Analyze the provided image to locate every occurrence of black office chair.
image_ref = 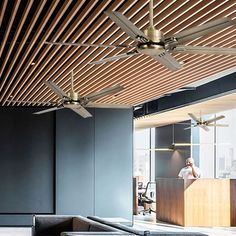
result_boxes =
[138,181,156,215]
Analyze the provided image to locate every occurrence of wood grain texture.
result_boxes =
[156,178,184,225]
[156,178,236,226]
[230,179,236,226]
[1,1,236,107]
[184,179,230,226]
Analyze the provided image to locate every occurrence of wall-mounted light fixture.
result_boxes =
[136,147,174,152]
[172,143,191,147]
[154,147,174,151]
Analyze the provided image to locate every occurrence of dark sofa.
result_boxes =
[32,215,130,236]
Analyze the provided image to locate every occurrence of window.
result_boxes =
[193,109,236,179]
[215,109,236,178]
[134,128,155,185]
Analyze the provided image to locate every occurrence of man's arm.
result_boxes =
[190,164,200,178]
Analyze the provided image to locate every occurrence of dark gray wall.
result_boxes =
[155,123,191,178]
[0,107,133,225]
[56,108,133,221]
[0,108,54,215]
[94,109,133,219]
[56,109,95,216]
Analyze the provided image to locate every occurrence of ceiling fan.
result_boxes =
[186,113,228,131]
[45,0,236,71]
[8,71,128,118]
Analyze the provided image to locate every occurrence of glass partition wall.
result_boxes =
[134,128,156,216]
[134,128,155,185]
[134,108,236,181]
[192,108,236,179]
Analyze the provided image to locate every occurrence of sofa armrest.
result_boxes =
[87,217,149,236]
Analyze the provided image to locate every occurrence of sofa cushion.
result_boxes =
[34,216,73,236]
[73,216,121,232]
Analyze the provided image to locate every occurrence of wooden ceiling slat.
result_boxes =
[2,0,72,105]
[0,0,8,27]
[162,0,216,34]
[28,0,215,103]
[77,31,234,104]
[101,27,235,99]
[54,1,182,96]
[74,1,181,88]
[0,0,34,77]
[0,0,21,57]
[72,0,236,97]
[0,0,47,92]
[1,1,236,109]
[24,0,179,103]
[32,0,149,103]
[51,0,153,93]
[16,0,118,105]
[0,0,56,101]
[113,31,236,101]
[27,0,140,103]
[130,60,236,105]
[96,53,230,103]
[87,5,236,103]
[167,0,233,36]
[9,0,88,106]
[116,52,234,103]
[123,56,235,105]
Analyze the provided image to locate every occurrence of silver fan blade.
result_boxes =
[200,125,210,131]
[205,115,225,124]
[188,113,201,123]
[174,45,236,55]
[89,51,140,65]
[44,81,70,99]
[207,124,229,127]
[84,85,124,102]
[105,11,149,43]
[33,106,64,114]
[6,99,56,105]
[175,122,195,125]
[70,107,92,118]
[45,41,134,48]
[173,17,235,44]
[151,51,182,71]
[85,103,131,109]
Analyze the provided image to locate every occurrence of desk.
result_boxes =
[156,178,236,226]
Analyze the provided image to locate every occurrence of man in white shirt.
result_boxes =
[178,157,201,179]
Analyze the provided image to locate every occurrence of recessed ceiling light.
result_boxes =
[31,62,36,65]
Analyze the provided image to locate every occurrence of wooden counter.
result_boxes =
[156,178,236,226]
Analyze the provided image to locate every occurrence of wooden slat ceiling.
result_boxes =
[134,92,236,129]
[1,0,236,107]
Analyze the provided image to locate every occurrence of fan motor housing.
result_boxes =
[144,26,164,42]
[138,27,165,55]
[68,91,79,101]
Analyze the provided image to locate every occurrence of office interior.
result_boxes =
[1,0,236,235]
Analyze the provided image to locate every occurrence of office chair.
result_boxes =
[138,181,156,215]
